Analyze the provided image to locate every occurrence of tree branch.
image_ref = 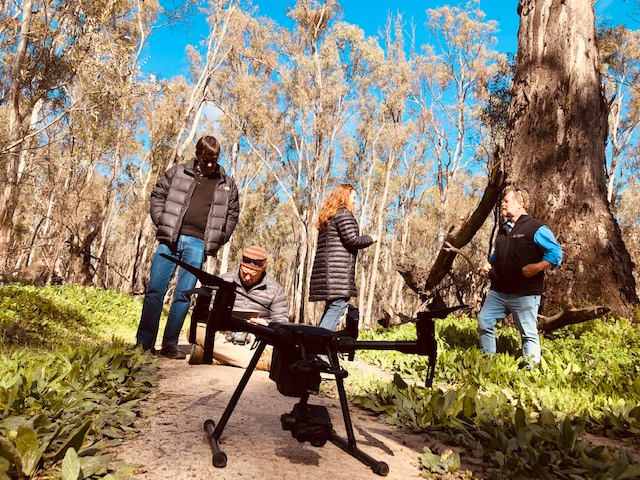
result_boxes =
[538,306,611,333]
[398,148,504,294]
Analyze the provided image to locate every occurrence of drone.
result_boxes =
[161,254,466,477]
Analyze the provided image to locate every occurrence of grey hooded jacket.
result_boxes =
[221,268,289,323]
[149,159,239,256]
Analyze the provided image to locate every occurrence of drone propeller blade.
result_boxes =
[416,304,469,321]
[159,253,228,288]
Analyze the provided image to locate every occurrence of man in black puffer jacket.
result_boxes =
[136,135,240,359]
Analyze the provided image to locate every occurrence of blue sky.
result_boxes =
[143,0,638,79]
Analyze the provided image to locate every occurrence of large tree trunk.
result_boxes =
[507,0,638,316]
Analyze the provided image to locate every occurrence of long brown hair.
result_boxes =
[316,184,355,230]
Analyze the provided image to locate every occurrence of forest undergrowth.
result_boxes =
[1,282,640,479]
[351,316,640,478]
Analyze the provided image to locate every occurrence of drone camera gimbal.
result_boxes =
[161,253,466,477]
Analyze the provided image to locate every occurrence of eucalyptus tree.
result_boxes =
[169,0,245,164]
[203,7,282,275]
[0,0,163,283]
[215,0,382,323]
[599,25,640,206]
[356,14,417,326]
[409,1,504,244]
[507,0,638,322]
[0,0,79,268]
[73,0,163,286]
[119,76,194,293]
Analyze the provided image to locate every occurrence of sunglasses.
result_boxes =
[242,256,266,267]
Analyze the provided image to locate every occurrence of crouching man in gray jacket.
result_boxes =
[191,245,289,369]
[136,135,239,359]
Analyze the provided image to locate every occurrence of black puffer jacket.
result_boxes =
[149,159,239,256]
[309,207,373,301]
[221,268,289,323]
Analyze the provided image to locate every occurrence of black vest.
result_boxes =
[489,215,545,295]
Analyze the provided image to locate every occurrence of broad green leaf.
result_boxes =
[419,447,442,469]
[14,424,42,476]
[392,373,408,390]
[52,420,93,462]
[620,463,640,479]
[61,447,81,480]
[514,407,527,429]
[78,453,113,477]
[0,437,21,472]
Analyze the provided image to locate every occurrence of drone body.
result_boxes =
[161,253,465,476]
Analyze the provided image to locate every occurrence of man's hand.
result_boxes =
[480,261,492,278]
[522,260,552,278]
[248,317,268,326]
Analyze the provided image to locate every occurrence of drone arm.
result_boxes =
[336,326,438,387]
[337,339,421,355]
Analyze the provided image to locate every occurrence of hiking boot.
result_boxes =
[159,344,186,359]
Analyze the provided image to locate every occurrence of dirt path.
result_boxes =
[113,346,429,480]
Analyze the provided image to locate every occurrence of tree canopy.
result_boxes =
[1,0,639,326]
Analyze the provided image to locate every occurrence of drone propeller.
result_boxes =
[159,253,229,288]
[416,303,469,321]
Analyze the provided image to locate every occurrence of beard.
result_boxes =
[199,161,218,176]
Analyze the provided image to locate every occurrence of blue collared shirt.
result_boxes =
[489,222,562,268]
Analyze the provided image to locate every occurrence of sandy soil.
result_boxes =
[112,343,431,480]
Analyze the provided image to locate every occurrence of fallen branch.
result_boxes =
[538,306,611,333]
[443,241,478,273]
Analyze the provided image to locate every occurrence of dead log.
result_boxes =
[538,306,611,333]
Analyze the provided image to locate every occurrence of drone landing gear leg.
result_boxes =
[329,356,389,476]
[204,340,267,468]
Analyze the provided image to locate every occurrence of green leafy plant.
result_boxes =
[0,283,143,354]
[0,283,159,479]
[349,314,640,479]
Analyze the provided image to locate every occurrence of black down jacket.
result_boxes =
[149,159,239,256]
[309,207,374,301]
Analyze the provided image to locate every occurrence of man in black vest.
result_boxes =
[478,186,562,367]
[136,135,239,359]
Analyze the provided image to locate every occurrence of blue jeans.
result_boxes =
[318,298,350,331]
[477,290,541,364]
[136,235,205,348]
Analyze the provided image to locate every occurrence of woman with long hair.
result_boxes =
[309,184,377,330]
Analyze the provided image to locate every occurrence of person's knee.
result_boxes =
[477,311,494,333]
